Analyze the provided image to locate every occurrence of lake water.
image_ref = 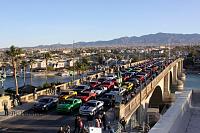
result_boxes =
[184,73,200,90]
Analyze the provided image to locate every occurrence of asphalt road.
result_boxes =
[0,108,84,133]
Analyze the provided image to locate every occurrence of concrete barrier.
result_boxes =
[149,90,192,133]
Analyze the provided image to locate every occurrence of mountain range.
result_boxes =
[34,33,200,48]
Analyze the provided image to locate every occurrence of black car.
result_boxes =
[73,85,90,93]
[33,97,58,112]
[99,93,115,107]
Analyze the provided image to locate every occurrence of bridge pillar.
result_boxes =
[179,73,186,81]
[163,73,172,102]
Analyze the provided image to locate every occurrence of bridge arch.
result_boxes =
[149,85,163,112]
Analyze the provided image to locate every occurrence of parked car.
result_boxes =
[59,90,77,100]
[33,97,58,112]
[89,80,101,88]
[121,82,134,91]
[98,77,107,83]
[79,100,104,116]
[110,87,126,95]
[102,81,115,90]
[99,93,115,107]
[127,78,140,87]
[106,74,117,80]
[75,91,97,102]
[56,98,82,113]
[73,85,90,93]
[90,86,107,96]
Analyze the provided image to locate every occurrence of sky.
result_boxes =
[0,0,200,48]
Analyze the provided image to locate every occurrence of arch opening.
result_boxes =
[149,86,163,112]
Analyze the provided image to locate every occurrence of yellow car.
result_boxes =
[59,90,77,100]
[133,67,142,72]
[121,82,134,91]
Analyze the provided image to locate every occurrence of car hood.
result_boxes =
[76,96,88,100]
[80,106,95,111]
[57,104,71,109]
[34,102,46,107]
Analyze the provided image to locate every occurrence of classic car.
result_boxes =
[90,86,107,96]
[33,97,58,112]
[89,80,101,88]
[102,81,115,90]
[79,100,104,116]
[110,87,126,95]
[59,90,77,100]
[73,85,90,93]
[74,91,97,102]
[56,98,82,113]
[121,82,134,91]
[99,93,115,107]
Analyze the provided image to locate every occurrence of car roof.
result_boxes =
[87,100,99,103]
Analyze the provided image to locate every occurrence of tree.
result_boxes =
[43,52,51,83]
[6,45,23,95]
[29,59,35,86]
[21,60,27,87]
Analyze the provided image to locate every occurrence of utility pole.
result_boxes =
[73,40,75,82]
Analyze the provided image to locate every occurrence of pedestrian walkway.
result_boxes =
[0,102,35,122]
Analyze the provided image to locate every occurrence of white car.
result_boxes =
[110,87,126,95]
[106,74,117,80]
[79,100,104,116]
[91,86,107,96]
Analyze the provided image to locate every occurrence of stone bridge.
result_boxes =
[118,58,186,124]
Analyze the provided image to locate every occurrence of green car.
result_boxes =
[56,98,82,113]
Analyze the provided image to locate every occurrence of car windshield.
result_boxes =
[39,98,50,103]
[84,102,96,107]
[60,92,70,95]
[59,100,73,104]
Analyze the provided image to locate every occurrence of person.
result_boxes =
[74,116,80,133]
[16,94,22,105]
[108,125,115,133]
[120,117,126,131]
[78,117,84,133]
[57,126,65,133]
[4,103,8,116]
[65,125,70,133]
[101,112,107,130]
[95,118,100,128]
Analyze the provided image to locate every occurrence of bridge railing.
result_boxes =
[119,58,183,120]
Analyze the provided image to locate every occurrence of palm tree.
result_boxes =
[43,52,51,83]
[21,60,27,87]
[29,59,35,86]
[6,45,23,95]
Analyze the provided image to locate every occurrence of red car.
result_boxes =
[75,91,96,102]
[102,81,115,90]
[89,81,101,88]
[136,75,145,83]
[121,73,130,81]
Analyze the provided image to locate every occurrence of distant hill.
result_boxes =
[33,33,200,48]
